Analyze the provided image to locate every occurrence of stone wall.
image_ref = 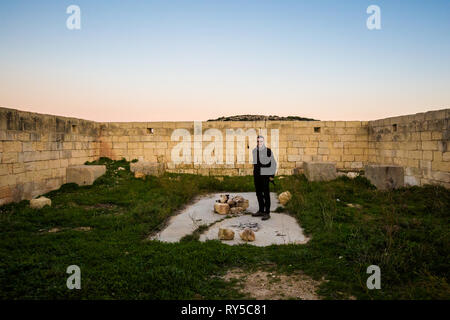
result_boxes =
[368,109,450,188]
[1,106,449,205]
[98,120,369,176]
[0,108,100,205]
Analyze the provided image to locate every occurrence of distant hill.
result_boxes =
[207,115,318,121]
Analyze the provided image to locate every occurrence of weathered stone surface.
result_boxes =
[200,212,309,246]
[151,192,281,243]
[219,194,229,203]
[134,171,145,179]
[214,202,230,215]
[364,164,404,190]
[66,165,106,186]
[234,197,249,210]
[30,196,51,209]
[278,191,292,205]
[227,199,236,207]
[240,228,255,241]
[2,106,450,208]
[230,206,244,215]
[130,161,165,177]
[304,162,337,182]
[347,172,359,179]
[218,228,235,240]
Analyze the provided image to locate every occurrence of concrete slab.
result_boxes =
[150,192,309,246]
[199,214,309,246]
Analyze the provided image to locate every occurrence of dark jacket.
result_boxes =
[252,146,277,177]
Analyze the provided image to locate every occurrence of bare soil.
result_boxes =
[222,267,323,300]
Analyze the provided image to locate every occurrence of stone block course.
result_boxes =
[1,107,449,205]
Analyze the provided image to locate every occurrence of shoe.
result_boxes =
[252,211,265,217]
[261,213,271,220]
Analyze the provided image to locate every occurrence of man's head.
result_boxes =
[257,135,265,148]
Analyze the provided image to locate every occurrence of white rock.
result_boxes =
[30,196,51,209]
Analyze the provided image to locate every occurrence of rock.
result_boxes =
[218,228,234,240]
[134,171,145,179]
[304,162,337,182]
[30,196,51,209]
[364,165,404,190]
[240,228,255,241]
[219,194,229,203]
[347,172,359,179]
[227,199,236,207]
[130,161,165,177]
[214,203,230,215]
[66,165,106,186]
[230,207,244,215]
[235,199,249,210]
[278,191,292,205]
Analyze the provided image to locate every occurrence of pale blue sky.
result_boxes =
[0,0,449,121]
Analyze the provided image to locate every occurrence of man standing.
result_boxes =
[252,135,277,220]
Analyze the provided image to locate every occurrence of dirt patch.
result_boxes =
[222,267,322,300]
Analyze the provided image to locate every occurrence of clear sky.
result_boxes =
[0,0,449,122]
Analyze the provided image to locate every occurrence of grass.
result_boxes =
[0,157,449,299]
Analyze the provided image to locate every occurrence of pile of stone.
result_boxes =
[213,194,249,215]
[218,227,256,242]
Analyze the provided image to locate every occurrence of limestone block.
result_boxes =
[240,228,255,242]
[218,228,234,240]
[130,161,165,177]
[66,165,106,186]
[304,161,337,181]
[30,196,51,209]
[214,202,230,215]
[347,172,359,179]
[364,164,404,190]
[234,198,249,210]
[230,206,244,215]
[278,191,292,205]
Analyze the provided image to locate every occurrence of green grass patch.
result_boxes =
[0,158,449,299]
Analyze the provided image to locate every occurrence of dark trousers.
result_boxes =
[254,175,271,213]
